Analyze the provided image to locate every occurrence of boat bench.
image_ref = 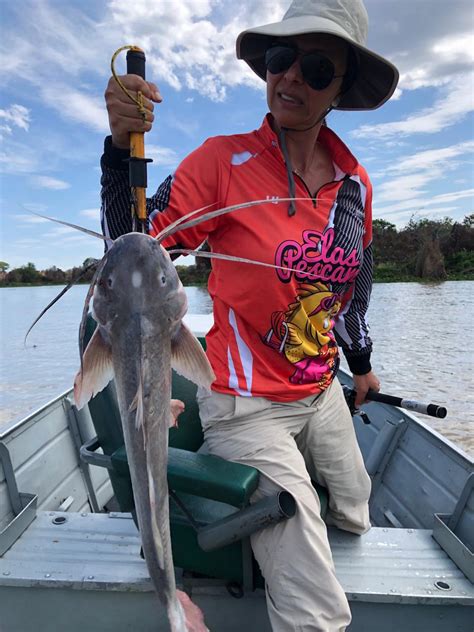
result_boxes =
[1,510,473,632]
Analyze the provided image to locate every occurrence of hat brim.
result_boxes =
[236,16,399,111]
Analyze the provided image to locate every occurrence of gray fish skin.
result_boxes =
[76,233,214,632]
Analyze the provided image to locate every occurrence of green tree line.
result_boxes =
[372,214,473,281]
[0,258,99,286]
[1,215,472,287]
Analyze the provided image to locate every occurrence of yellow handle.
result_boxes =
[130,132,147,221]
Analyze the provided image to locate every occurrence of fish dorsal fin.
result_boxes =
[74,326,114,409]
[171,323,215,389]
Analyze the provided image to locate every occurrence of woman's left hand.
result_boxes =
[352,371,381,408]
[176,590,208,632]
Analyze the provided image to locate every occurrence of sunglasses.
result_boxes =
[264,44,344,91]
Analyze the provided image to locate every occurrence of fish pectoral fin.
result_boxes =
[74,326,114,409]
[171,323,215,389]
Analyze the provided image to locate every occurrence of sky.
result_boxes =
[0,0,473,271]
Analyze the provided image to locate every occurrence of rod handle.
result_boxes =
[366,390,447,418]
[126,47,147,222]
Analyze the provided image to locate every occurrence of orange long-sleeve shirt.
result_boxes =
[101,115,373,401]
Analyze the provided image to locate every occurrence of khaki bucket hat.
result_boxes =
[236,0,399,110]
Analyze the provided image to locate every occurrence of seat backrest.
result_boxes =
[169,367,204,451]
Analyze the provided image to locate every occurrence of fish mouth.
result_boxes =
[164,289,188,323]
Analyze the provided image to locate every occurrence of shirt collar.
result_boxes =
[256,113,359,175]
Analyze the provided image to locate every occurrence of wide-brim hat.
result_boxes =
[236,0,399,111]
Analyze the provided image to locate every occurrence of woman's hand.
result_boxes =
[176,590,209,632]
[104,74,162,149]
[352,370,381,408]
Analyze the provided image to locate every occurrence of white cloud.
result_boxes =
[0,142,40,174]
[80,208,100,219]
[367,0,474,91]
[16,214,49,224]
[373,140,474,224]
[389,141,474,175]
[431,188,474,204]
[376,206,460,224]
[0,104,30,131]
[104,0,285,99]
[31,176,70,190]
[13,238,42,246]
[1,0,473,116]
[352,73,474,139]
[147,144,179,168]
[39,85,110,134]
[164,113,200,138]
[397,33,474,92]
[0,0,281,119]
[47,225,82,236]
[432,33,474,64]
[22,202,48,212]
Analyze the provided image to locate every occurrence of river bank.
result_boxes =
[2,270,473,288]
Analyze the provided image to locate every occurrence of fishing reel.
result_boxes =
[342,385,371,425]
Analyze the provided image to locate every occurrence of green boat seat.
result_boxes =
[79,314,328,591]
[112,446,259,509]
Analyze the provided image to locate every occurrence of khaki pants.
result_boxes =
[197,378,371,632]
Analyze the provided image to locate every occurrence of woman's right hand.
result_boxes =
[104,74,162,149]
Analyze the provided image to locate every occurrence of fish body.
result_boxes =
[74,233,215,631]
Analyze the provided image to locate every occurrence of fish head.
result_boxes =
[92,233,187,332]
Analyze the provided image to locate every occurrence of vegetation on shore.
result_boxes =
[1,215,472,287]
[372,214,473,282]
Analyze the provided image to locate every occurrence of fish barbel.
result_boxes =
[74,232,215,632]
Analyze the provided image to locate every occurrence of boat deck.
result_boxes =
[0,511,472,632]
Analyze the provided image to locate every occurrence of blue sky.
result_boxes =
[1,0,473,271]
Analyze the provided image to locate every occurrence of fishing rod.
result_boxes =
[111,45,152,233]
[342,385,447,424]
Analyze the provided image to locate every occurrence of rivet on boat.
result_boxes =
[45,573,51,578]
[434,580,451,591]
[3,571,10,576]
[88,575,94,580]
[52,516,67,525]
[81,513,87,517]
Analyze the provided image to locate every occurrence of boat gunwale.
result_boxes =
[1,374,472,466]
[0,388,73,442]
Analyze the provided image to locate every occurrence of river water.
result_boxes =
[1,282,472,456]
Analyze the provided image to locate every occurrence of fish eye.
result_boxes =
[107,277,113,288]
[160,275,166,285]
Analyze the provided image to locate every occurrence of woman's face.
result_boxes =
[266,33,348,131]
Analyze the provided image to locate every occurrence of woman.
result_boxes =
[101,0,399,629]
